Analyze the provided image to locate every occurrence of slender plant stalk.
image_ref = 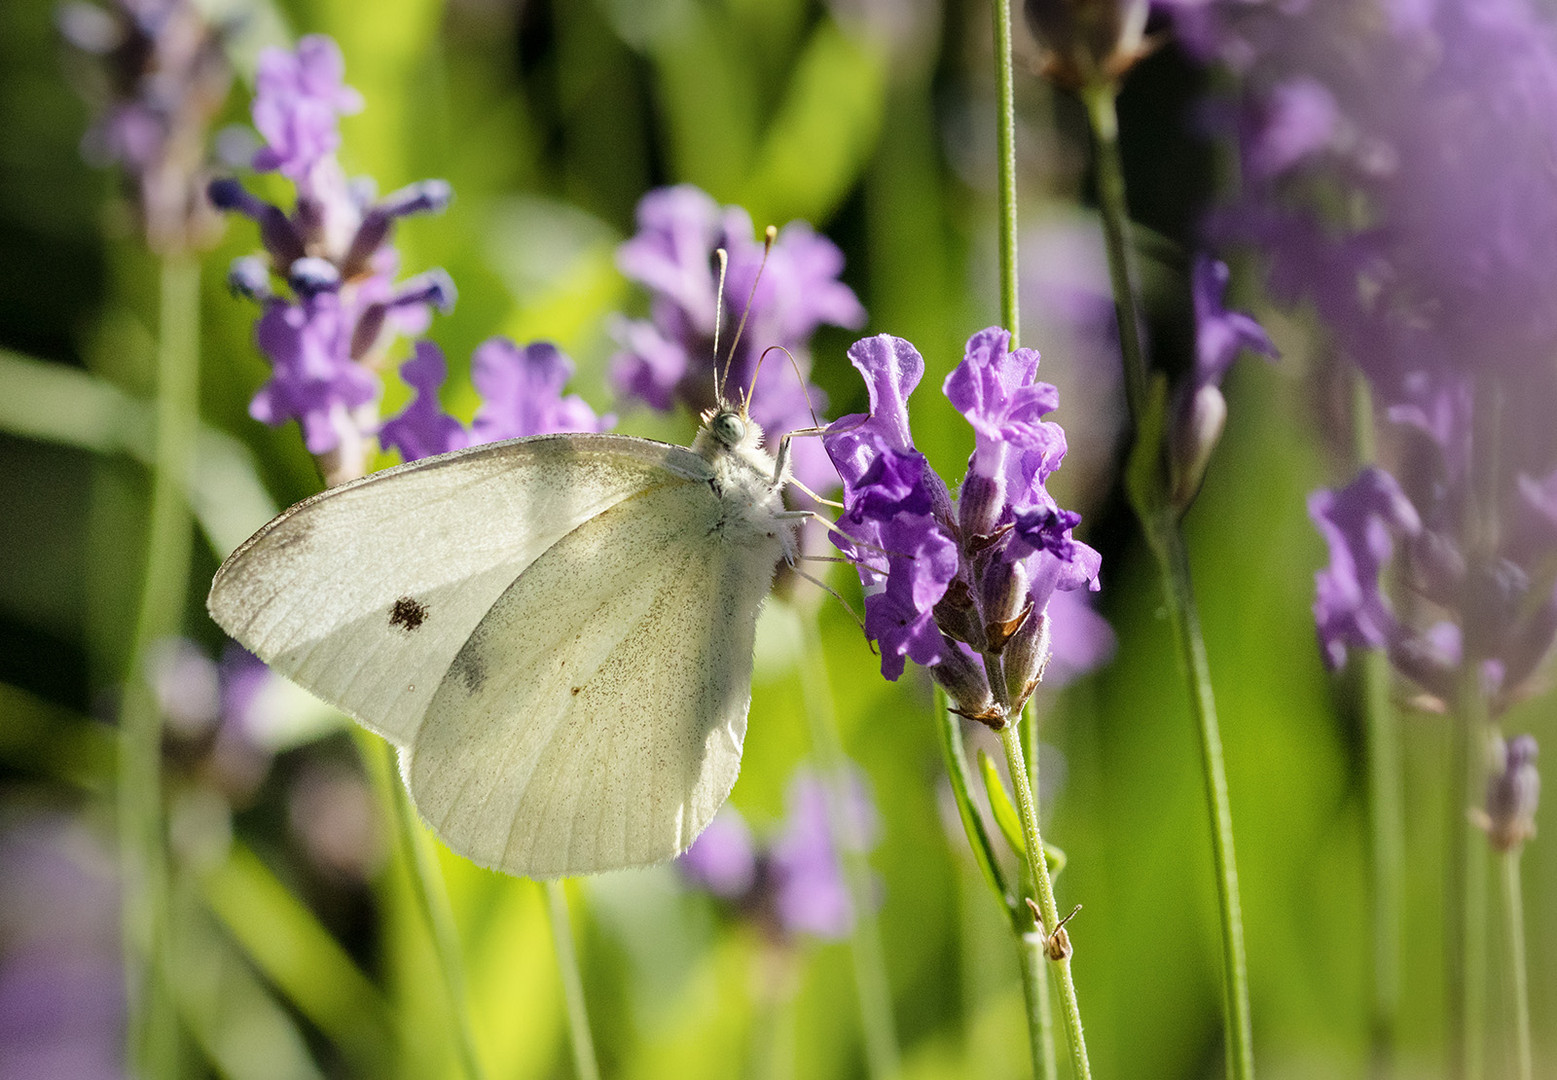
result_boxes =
[1360,647,1402,1077]
[1448,378,1501,1080]
[1501,851,1533,1080]
[1080,80,1256,1080]
[796,609,902,1080]
[990,0,1021,342]
[933,687,1057,1079]
[1446,698,1489,1080]
[373,738,487,1080]
[997,721,1092,1080]
[545,881,602,1080]
[1351,371,1403,1078]
[120,254,202,1079]
[1020,709,1059,1080]
[988,6,1080,1074]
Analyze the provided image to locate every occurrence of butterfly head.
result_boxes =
[708,407,749,449]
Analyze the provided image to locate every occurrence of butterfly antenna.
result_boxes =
[721,225,777,414]
[754,344,823,430]
[712,247,730,403]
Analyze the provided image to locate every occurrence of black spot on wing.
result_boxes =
[449,648,487,695]
[389,596,429,631]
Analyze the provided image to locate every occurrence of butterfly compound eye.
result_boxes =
[712,411,746,446]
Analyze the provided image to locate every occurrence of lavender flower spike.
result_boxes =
[824,329,1100,723]
[208,34,455,484]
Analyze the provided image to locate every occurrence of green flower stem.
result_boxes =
[371,737,487,1080]
[933,688,1057,1079]
[1351,372,1403,1079]
[797,609,902,1080]
[996,720,1091,1080]
[1501,850,1533,1080]
[544,881,602,1080]
[1446,696,1489,1080]
[1080,80,1256,1080]
[120,253,202,1079]
[1016,917,1058,1080]
[1021,713,1059,1080]
[1360,647,1402,1077]
[990,0,1021,340]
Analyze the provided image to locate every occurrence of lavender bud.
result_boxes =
[340,180,454,279]
[1022,0,1149,90]
[1169,383,1226,512]
[209,179,306,268]
[396,268,458,315]
[932,646,1000,727]
[959,471,1006,541]
[227,256,272,302]
[1004,610,1053,711]
[1482,735,1539,852]
[980,556,1032,652]
[933,577,985,651]
[287,256,341,298]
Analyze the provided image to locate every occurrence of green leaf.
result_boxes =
[978,748,1027,860]
[0,349,278,555]
[933,692,1016,924]
[202,843,395,1076]
[740,20,886,225]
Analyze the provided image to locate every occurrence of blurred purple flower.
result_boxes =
[611,185,866,492]
[677,768,878,942]
[823,331,1100,724]
[679,811,758,899]
[250,34,362,182]
[1165,0,1557,709]
[61,0,232,253]
[208,35,454,484]
[379,338,613,464]
[1170,256,1277,506]
[0,815,123,1080]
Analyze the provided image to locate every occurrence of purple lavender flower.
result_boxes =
[823,330,1100,724]
[611,185,866,492]
[61,0,232,253]
[208,35,454,485]
[677,768,878,942]
[378,338,613,464]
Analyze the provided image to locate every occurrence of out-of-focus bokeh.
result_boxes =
[1,0,1551,1077]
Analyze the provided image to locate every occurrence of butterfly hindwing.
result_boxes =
[407,476,786,877]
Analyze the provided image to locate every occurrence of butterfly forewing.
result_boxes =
[407,475,786,877]
[208,434,714,745]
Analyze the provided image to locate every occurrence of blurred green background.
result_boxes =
[1,0,1552,1077]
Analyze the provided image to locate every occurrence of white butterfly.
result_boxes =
[208,403,802,878]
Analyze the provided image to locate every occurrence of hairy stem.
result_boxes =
[997,721,1091,1080]
[545,881,602,1080]
[120,254,201,1078]
[1081,80,1256,1080]
[991,0,1020,340]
